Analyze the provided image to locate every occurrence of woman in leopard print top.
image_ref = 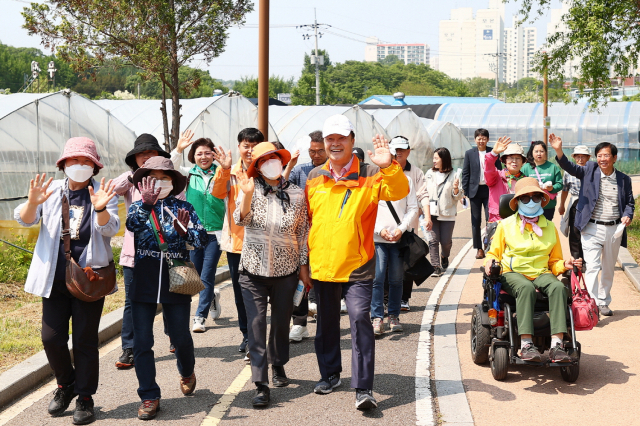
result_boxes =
[233,142,311,407]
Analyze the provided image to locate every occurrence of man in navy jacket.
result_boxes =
[550,134,634,316]
[461,128,502,259]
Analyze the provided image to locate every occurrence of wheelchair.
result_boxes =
[469,194,580,382]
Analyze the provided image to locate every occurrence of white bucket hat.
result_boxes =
[500,143,526,163]
[572,145,591,158]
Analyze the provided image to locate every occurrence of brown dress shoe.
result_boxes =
[180,373,197,395]
[475,249,485,259]
[138,399,160,420]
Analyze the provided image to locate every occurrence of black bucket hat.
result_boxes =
[125,134,171,170]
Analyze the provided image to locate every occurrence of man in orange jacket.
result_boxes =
[306,115,409,410]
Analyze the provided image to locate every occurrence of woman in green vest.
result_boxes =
[186,138,226,332]
[521,141,563,220]
[485,177,582,364]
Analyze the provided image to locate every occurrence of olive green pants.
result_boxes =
[501,272,568,336]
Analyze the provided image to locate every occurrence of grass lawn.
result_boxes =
[626,197,640,262]
[0,246,230,375]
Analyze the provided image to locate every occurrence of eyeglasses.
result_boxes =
[597,154,612,159]
[519,194,544,204]
[309,149,326,156]
[195,151,214,157]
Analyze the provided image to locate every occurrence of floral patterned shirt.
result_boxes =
[233,180,309,278]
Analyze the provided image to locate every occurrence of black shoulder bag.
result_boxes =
[385,201,434,285]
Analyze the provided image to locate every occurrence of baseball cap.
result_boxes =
[352,147,365,162]
[389,136,410,155]
[322,115,355,138]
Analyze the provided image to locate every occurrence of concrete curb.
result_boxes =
[415,239,473,426]
[618,246,640,293]
[0,266,231,410]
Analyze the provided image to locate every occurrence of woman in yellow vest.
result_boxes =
[485,177,582,363]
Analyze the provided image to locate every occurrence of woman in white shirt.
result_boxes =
[425,148,464,277]
[371,165,418,335]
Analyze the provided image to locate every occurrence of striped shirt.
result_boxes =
[562,173,581,197]
[591,172,620,221]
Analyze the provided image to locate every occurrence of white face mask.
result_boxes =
[65,164,94,183]
[155,180,174,199]
[259,158,283,180]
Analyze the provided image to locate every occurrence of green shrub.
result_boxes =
[0,236,35,284]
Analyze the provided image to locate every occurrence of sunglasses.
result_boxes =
[518,194,544,204]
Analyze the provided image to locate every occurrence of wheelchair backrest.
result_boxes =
[499,194,516,220]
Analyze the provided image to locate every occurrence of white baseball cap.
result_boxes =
[389,136,410,155]
[322,115,355,138]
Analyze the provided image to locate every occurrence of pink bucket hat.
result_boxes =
[56,137,104,169]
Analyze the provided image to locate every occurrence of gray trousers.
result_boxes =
[581,221,623,307]
[428,216,456,268]
[239,272,298,383]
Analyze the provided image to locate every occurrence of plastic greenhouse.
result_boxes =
[96,93,278,171]
[0,91,135,220]
[268,105,388,165]
[366,108,434,171]
[419,118,472,168]
[434,102,640,160]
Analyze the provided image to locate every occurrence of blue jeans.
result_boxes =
[121,266,134,349]
[227,252,248,338]
[191,235,222,318]
[372,243,403,318]
[130,301,194,401]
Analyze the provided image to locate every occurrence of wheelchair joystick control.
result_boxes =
[490,260,501,280]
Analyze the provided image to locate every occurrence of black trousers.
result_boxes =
[41,280,105,396]
[469,185,489,249]
[568,200,584,261]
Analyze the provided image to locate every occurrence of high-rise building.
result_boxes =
[504,16,538,84]
[546,3,578,79]
[365,42,430,65]
[439,1,537,84]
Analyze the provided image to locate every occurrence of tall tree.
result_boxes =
[511,0,638,107]
[23,0,252,150]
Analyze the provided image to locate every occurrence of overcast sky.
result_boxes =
[0,0,562,82]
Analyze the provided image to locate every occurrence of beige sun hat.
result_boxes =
[500,143,526,163]
[508,177,551,211]
[571,145,591,158]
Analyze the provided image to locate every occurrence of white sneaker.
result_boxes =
[192,316,206,333]
[209,288,221,320]
[289,325,310,342]
[244,351,250,363]
[308,302,318,316]
[340,299,348,313]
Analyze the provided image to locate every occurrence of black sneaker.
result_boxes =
[520,344,542,362]
[239,338,248,353]
[314,373,341,394]
[441,257,449,270]
[355,389,378,410]
[48,383,78,416]
[549,344,572,363]
[115,348,134,369]
[73,396,95,425]
[252,384,270,407]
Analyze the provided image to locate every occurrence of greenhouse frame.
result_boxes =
[0,90,135,219]
[419,118,472,169]
[434,102,640,160]
[365,108,433,171]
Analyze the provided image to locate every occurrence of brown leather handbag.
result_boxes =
[62,194,116,302]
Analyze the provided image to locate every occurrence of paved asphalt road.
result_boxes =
[1,210,474,426]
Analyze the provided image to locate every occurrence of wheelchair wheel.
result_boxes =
[470,305,491,364]
[491,346,509,381]
[560,362,579,382]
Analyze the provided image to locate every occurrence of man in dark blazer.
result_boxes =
[462,128,502,259]
[550,134,634,316]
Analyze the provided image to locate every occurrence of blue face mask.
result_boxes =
[518,199,544,217]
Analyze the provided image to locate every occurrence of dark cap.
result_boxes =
[125,134,171,170]
[132,156,187,196]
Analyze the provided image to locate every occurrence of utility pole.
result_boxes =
[485,48,508,99]
[258,0,269,137]
[299,12,328,105]
[543,52,549,144]
[313,9,320,106]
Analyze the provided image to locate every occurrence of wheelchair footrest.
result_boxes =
[512,357,578,367]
